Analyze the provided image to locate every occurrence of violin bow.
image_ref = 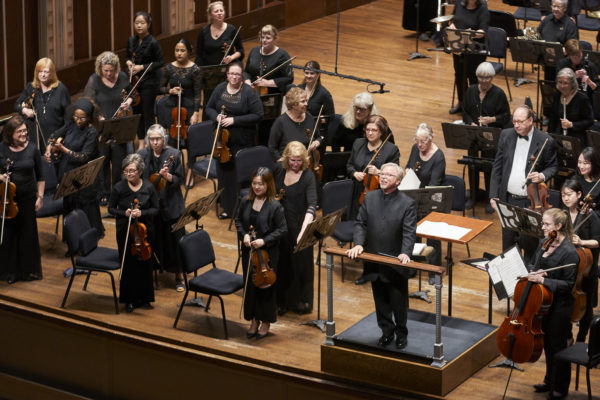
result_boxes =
[517,263,576,279]
[206,106,226,179]
[251,56,296,86]
[111,62,154,119]
[307,105,324,149]
[521,138,548,190]
[119,201,136,280]
[0,160,10,245]
[361,132,392,174]
[176,88,182,151]
[220,25,243,65]
[239,225,257,318]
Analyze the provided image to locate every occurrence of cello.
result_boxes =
[306,105,324,182]
[169,87,188,149]
[248,226,276,289]
[0,159,18,245]
[359,133,392,204]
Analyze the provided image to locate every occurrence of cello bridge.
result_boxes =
[509,320,523,326]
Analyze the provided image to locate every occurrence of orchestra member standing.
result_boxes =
[0,115,44,284]
[347,163,416,350]
[572,146,600,218]
[331,92,385,152]
[297,60,335,123]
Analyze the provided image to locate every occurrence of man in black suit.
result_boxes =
[347,163,416,349]
[489,105,558,262]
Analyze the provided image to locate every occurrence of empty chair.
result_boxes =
[61,209,120,314]
[173,229,244,339]
[36,157,63,234]
[487,27,513,101]
[183,121,218,206]
[321,151,351,184]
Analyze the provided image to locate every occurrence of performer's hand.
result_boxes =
[132,209,142,218]
[575,68,586,80]
[43,151,52,163]
[221,117,234,127]
[251,239,265,249]
[479,116,495,126]
[560,118,573,130]
[572,234,582,246]
[125,208,132,217]
[170,86,183,96]
[159,166,169,180]
[308,140,320,152]
[528,270,546,284]
[244,79,252,86]
[365,165,379,175]
[354,171,366,182]
[22,107,35,119]
[346,245,364,259]
[35,197,43,212]
[190,112,199,125]
[243,234,251,247]
[223,55,233,64]
[397,253,410,264]
[490,198,499,211]
[527,172,544,184]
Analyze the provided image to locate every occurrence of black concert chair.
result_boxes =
[327,114,343,151]
[487,27,513,102]
[36,158,64,235]
[61,209,120,314]
[443,175,470,257]
[173,229,244,339]
[227,145,273,231]
[321,179,354,282]
[551,315,600,399]
[489,9,519,37]
[321,151,351,184]
[183,121,218,207]
[577,0,600,50]
[155,96,172,129]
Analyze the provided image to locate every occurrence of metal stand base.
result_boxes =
[301,319,326,333]
[409,289,432,303]
[181,297,206,308]
[514,78,533,87]
[408,52,431,61]
[488,358,524,372]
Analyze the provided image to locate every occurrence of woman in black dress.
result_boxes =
[235,167,286,339]
[274,141,317,315]
[447,0,489,114]
[126,11,164,150]
[573,147,600,217]
[0,115,44,284]
[297,61,335,121]
[84,51,134,205]
[268,87,318,161]
[137,125,186,291]
[548,68,593,148]
[347,115,400,285]
[561,179,599,343]
[45,98,104,238]
[15,57,71,151]
[108,153,159,313]
[205,61,263,219]
[529,208,578,399]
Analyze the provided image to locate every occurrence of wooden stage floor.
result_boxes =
[1,0,600,398]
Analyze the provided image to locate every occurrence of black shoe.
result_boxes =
[256,331,269,340]
[449,103,462,114]
[7,275,16,284]
[485,203,495,214]
[125,303,135,313]
[354,276,367,285]
[218,213,229,220]
[533,383,551,393]
[246,330,257,339]
[377,334,394,347]
[396,334,408,349]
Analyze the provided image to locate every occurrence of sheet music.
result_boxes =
[412,243,426,255]
[398,168,421,190]
[486,246,528,298]
[416,220,471,240]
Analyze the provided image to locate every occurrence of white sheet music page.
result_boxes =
[416,220,471,240]
[487,246,528,298]
[398,168,421,190]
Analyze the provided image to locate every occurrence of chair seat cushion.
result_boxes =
[491,61,503,74]
[192,159,218,179]
[77,247,120,270]
[332,221,354,243]
[577,15,600,31]
[189,268,244,295]
[36,197,63,218]
[554,342,590,365]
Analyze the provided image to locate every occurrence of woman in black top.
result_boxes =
[548,68,593,148]
[447,0,489,114]
[462,62,511,129]
[235,167,287,339]
[15,57,71,151]
[274,141,317,315]
[561,179,599,343]
[406,123,446,187]
[108,153,159,313]
[195,1,244,67]
[297,60,335,122]
[268,87,318,161]
[84,51,134,204]
[573,147,600,218]
[205,62,264,219]
[126,11,164,149]
[529,208,578,399]
[137,125,186,291]
[0,115,44,284]
[45,98,104,238]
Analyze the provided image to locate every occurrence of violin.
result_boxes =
[413,161,422,173]
[149,155,175,193]
[248,226,276,289]
[306,106,324,182]
[129,53,141,107]
[129,198,152,261]
[21,91,35,111]
[523,139,552,212]
[46,136,64,162]
[115,89,133,118]
[211,105,231,163]
[169,87,188,146]
[0,159,18,245]
[275,188,285,201]
[359,133,392,204]
[219,26,242,65]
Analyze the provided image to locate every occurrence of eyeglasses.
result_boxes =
[15,128,28,134]
[365,128,379,133]
[149,137,163,142]
[512,118,530,125]
[123,169,138,175]
[227,72,242,76]
[379,172,396,177]
[73,115,88,121]
[414,138,429,144]
[354,106,369,112]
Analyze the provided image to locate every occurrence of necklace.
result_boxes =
[40,89,52,115]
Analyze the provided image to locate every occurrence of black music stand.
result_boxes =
[172,189,223,308]
[297,208,345,332]
[492,199,544,239]
[97,115,141,145]
[461,251,498,325]
[587,129,600,150]
[401,186,453,303]
[539,79,558,116]
[199,64,227,92]
[53,157,105,200]
[260,94,283,121]
[441,123,501,214]
[550,133,581,179]
[408,0,431,61]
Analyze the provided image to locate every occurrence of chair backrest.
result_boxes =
[235,146,274,185]
[443,175,465,212]
[321,151,351,183]
[487,27,507,59]
[41,158,58,195]
[548,189,561,208]
[588,314,600,363]
[155,96,172,129]
[178,229,216,274]
[186,121,216,159]
[322,179,353,217]
[489,9,519,37]
[63,209,92,254]
[327,114,343,146]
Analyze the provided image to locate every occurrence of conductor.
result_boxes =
[347,163,416,349]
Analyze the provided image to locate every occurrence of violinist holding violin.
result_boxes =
[0,115,44,284]
[527,208,578,399]
[205,62,263,219]
[490,105,557,262]
[573,146,600,217]
[235,167,287,339]
[83,51,135,205]
[108,153,158,313]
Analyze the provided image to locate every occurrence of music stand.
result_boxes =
[407,0,431,61]
[550,133,581,179]
[587,129,600,150]
[539,79,558,115]
[172,189,223,308]
[260,94,283,121]
[97,114,141,145]
[53,156,105,200]
[199,64,227,92]
[401,186,453,303]
[492,199,544,239]
[297,208,345,332]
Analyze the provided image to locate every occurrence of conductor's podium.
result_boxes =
[320,247,498,398]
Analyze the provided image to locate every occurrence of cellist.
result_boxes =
[108,153,158,313]
[528,208,578,399]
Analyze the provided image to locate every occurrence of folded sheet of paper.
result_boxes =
[398,168,421,190]
[416,220,471,240]
[412,243,426,255]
